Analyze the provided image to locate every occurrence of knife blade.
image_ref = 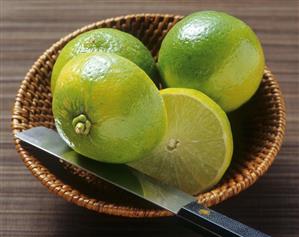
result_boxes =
[16,127,270,237]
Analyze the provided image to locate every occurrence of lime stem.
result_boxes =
[72,114,91,135]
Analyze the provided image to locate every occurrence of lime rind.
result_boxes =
[51,28,158,92]
[158,11,265,112]
[52,52,167,164]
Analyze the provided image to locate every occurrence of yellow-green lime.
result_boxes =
[129,88,233,194]
[52,52,167,163]
[51,28,158,92]
[158,11,265,112]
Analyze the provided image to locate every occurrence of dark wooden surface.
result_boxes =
[1,0,298,236]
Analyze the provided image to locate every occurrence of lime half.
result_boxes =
[129,88,233,195]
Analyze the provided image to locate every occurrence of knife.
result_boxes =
[16,127,270,237]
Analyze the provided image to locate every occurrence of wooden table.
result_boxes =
[1,0,298,236]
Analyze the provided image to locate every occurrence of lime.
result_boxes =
[158,11,265,112]
[129,88,233,194]
[52,52,167,163]
[51,28,158,92]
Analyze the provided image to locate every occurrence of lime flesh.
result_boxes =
[129,88,233,195]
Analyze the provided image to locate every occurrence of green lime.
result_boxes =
[129,88,233,195]
[51,28,158,92]
[52,52,167,163]
[158,11,265,112]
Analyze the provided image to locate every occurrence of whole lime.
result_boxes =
[52,52,167,163]
[158,11,265,112]
[51,28,158,92]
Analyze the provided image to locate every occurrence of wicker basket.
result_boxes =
[11,14,286,218]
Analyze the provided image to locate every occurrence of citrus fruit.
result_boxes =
[51,28,158,92]
[52,52,167,163]
[129,88,233,194]
[158,11,265,112]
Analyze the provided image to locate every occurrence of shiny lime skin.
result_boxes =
[52,52,167,163]
[158,11,265,112]
[51,28,158,92]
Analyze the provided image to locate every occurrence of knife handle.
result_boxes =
[178,201,271,237]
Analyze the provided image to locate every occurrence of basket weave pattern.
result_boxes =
[11,14,286,217]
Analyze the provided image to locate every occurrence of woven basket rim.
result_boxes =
[11,13,286,218]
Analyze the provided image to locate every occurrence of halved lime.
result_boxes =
[129,88,233,195]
